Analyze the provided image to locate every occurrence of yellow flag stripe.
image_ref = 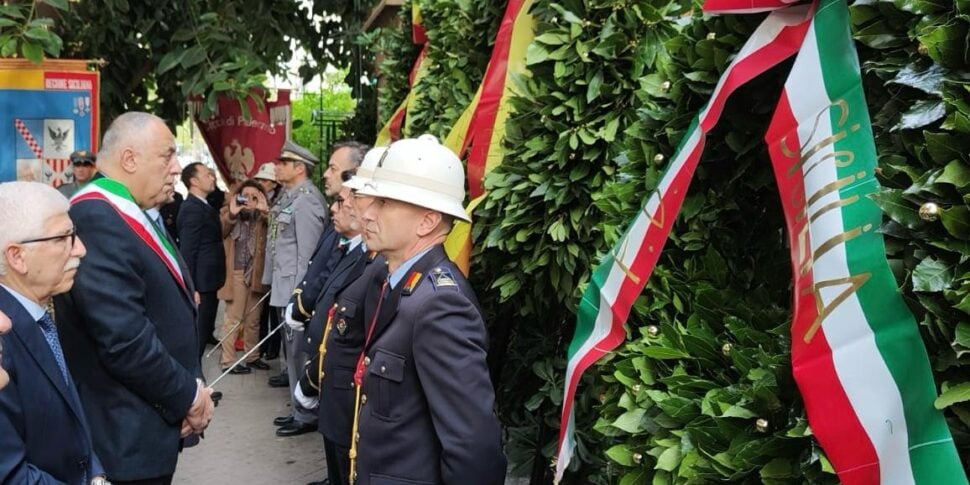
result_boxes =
[444,1,535,274]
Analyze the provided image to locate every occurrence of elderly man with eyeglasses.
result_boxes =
[0,181,111,485]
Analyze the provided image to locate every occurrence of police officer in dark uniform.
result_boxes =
[349,135,506,484]
[294,148,387,485]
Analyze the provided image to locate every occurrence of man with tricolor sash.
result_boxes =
[348,135,505,484]
[54,112,216,485]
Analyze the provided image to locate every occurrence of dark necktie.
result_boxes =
[38,312,70,385]
[149,212,167,238]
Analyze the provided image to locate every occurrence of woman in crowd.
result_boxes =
[218,179,272,374]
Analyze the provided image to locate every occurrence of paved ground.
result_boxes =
[174,307,328,484]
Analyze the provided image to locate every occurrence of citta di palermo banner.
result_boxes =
[0,59,99,188]
[190,90,290,187]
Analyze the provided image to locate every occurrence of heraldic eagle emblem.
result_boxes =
[48,125,71,151]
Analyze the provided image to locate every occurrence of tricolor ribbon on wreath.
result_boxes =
[554,0,969,483]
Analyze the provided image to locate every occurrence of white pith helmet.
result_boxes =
[253,163,277,182]
[356,134,470,222]
[343,146,388,191]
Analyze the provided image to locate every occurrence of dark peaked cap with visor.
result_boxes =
[278,140,319,167]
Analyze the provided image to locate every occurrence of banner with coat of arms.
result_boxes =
[0,59,99,187]
[190,90,291,187]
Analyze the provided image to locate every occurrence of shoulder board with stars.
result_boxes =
[429,267,458,291]
[402,271,423,295]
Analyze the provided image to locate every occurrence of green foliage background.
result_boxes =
[0,0,355,128]
[356,0,970,483]
[290,69,357,159]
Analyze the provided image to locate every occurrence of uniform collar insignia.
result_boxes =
[402,271,423,296]
[429,267,458,290]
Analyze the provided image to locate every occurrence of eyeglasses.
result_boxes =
[19,228,77,247]
[72,161,94,167]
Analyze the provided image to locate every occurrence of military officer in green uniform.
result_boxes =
[349,135,506,484]
[262,140,328,436]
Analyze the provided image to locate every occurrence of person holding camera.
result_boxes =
[217,179,272,374]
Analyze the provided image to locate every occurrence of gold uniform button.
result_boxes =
[361,394,368,405]
[363,356,371,366]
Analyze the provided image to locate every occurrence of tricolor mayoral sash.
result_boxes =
[72,177,186,290]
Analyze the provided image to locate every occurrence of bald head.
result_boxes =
[97,112,180,209]
[99,112,163,168]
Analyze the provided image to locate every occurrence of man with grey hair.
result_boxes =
[0,181,109,485]
[54,112,215,485]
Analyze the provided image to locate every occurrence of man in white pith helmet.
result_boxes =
[348,135,506,484]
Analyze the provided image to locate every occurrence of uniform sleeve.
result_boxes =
[0,361,70,484]
[291,228,338,321]
[411,289,507,485]
[68,202,198,425]
[292,194,327,284]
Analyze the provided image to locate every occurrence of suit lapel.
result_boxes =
[365,246,449,351]
[0,289,85,425]
[148,206,197,304]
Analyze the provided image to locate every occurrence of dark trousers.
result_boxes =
[196,291,218,358]
[324,436,351,485]
[259,299,281,359]
[114,475,173,485]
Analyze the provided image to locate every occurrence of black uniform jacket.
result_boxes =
[55,196,201,481]
[302,243,370,356]
[300,251,385,446]
[356,245,506,485]
[291,222,340,321]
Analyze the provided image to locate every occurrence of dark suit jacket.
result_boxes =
[159,192,183,246]
[0,287,104,484]
[54,196,201,481]
[177,195,226,292]
[356,245,506,485]
[290,222,340,321]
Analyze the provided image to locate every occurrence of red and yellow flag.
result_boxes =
[376,4,431,146]
[443,0,535,273]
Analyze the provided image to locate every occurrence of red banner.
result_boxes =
[191,90,290,186]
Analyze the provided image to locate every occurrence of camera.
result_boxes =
[235,194,248,205]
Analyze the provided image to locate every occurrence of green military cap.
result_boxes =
[278,140,319,167]
[70,150,96,165]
